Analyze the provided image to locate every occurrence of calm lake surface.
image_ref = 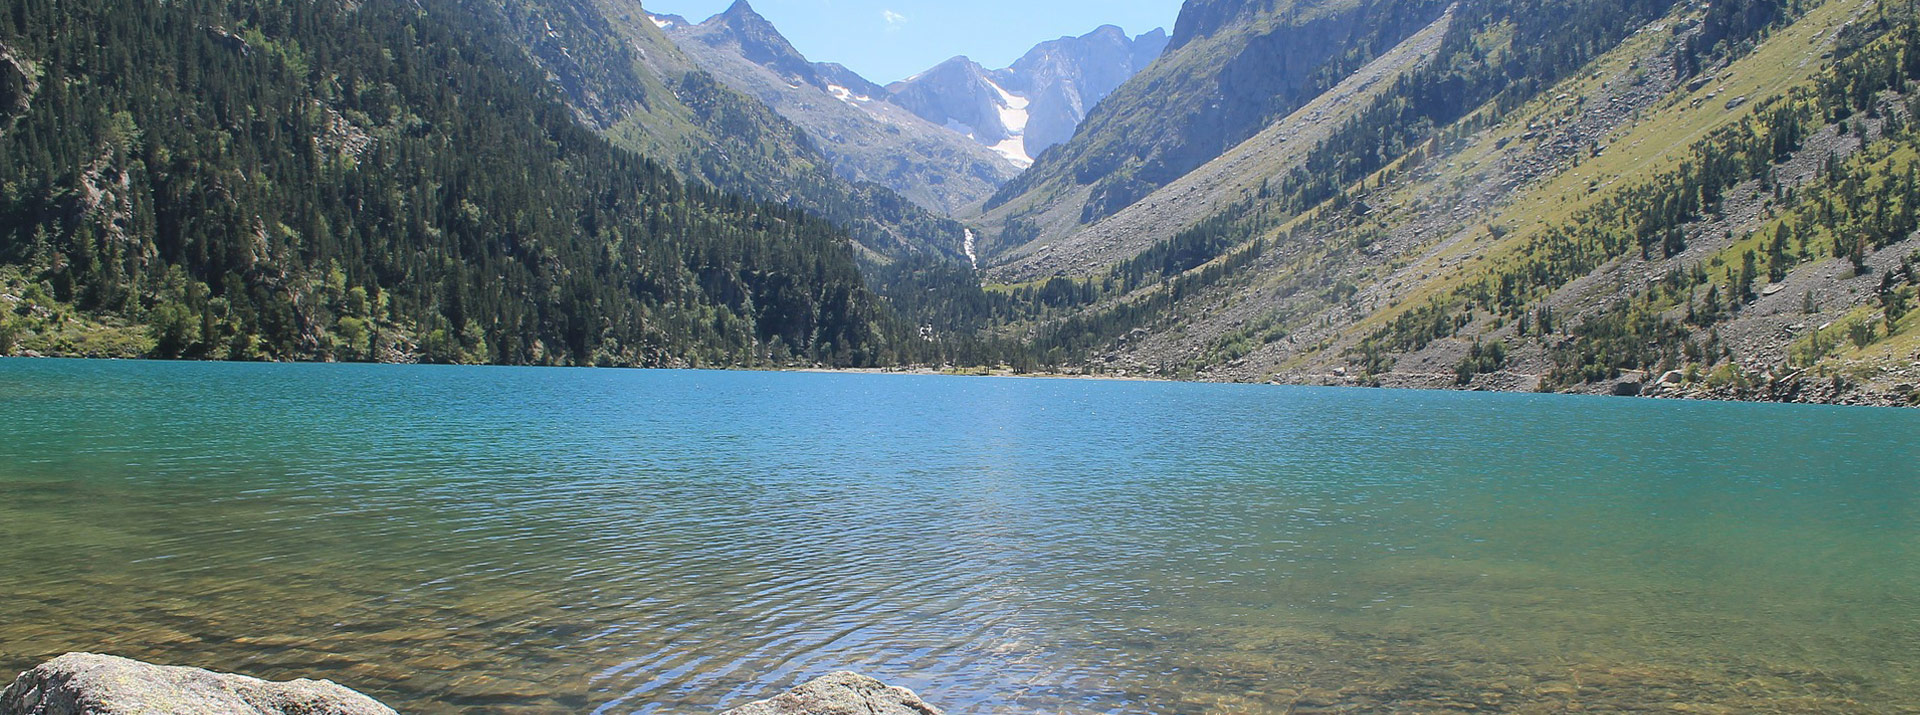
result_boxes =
[1,359,1916,713]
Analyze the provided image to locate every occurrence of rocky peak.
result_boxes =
[691,0,815,84]
[677,1,888,98]
[888,56,1010,144]
[654,0,1019,211]
[718,0,760,23]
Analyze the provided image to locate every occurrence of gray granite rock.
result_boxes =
[0,652,396,715]
[720,672,941,715]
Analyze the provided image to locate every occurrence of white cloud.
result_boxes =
[881,9,907,29]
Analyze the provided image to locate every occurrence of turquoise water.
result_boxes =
[0,359,1916,713]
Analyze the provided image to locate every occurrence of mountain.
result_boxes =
[982,2,1457,278]
[3,0,1913,405]
[886,26,1169,168]
[886,57,1027,165]
[976,0,1454,254]
[477,0,971,267]
[0,0,911,367]
[953,0,1918,405]
[657,1,1020,215]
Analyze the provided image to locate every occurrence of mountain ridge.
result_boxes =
[886,25,1170,167]
[961,0,1917,406]
[984,5,1455,281]
[2,0,1914,407]
[975,0,1455,254]
[661,1,1021,215]
[488,0,975,267]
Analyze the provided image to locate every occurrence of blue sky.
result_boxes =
[643,1,1185,84]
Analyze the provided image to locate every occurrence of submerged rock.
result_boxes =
[0,653,396,715]
[720,672,942,715]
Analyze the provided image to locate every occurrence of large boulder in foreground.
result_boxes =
[0,653,395,715]
[720,672,942,715]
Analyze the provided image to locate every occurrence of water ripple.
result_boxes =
[1,360,1917,713]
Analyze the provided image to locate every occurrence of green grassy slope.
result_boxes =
[1041,0,1915,404]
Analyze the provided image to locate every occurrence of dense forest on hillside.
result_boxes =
[0,0,903,367]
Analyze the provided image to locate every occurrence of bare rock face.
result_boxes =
[0,653,396,715]
[720,672,942,715]
[886,25,1169,163]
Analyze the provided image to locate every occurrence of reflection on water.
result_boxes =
[0,359,1916,713]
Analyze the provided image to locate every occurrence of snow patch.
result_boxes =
[649,16,674,29]
[983,78,1032,165]
[990,137,1032,169]
[918,75,1034,167]
[826,85,873,104]
[985,78,1030,134]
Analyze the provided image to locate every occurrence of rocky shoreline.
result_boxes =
[2,353,1912,408]
[1276,366,1920,408]
[0,653,942,715]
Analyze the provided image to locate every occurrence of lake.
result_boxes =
[1,359,1915,713]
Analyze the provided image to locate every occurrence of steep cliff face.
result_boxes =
[886,26,1168,167]
[975,0,1453,254]
[888,57,1016,148]
[994,26,1169,156]
[662,1,1020,215]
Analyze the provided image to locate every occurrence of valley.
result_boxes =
[0,0,1913,406]
[3,3,1919,713]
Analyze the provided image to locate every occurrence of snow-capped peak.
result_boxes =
[887,22,1169,170]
